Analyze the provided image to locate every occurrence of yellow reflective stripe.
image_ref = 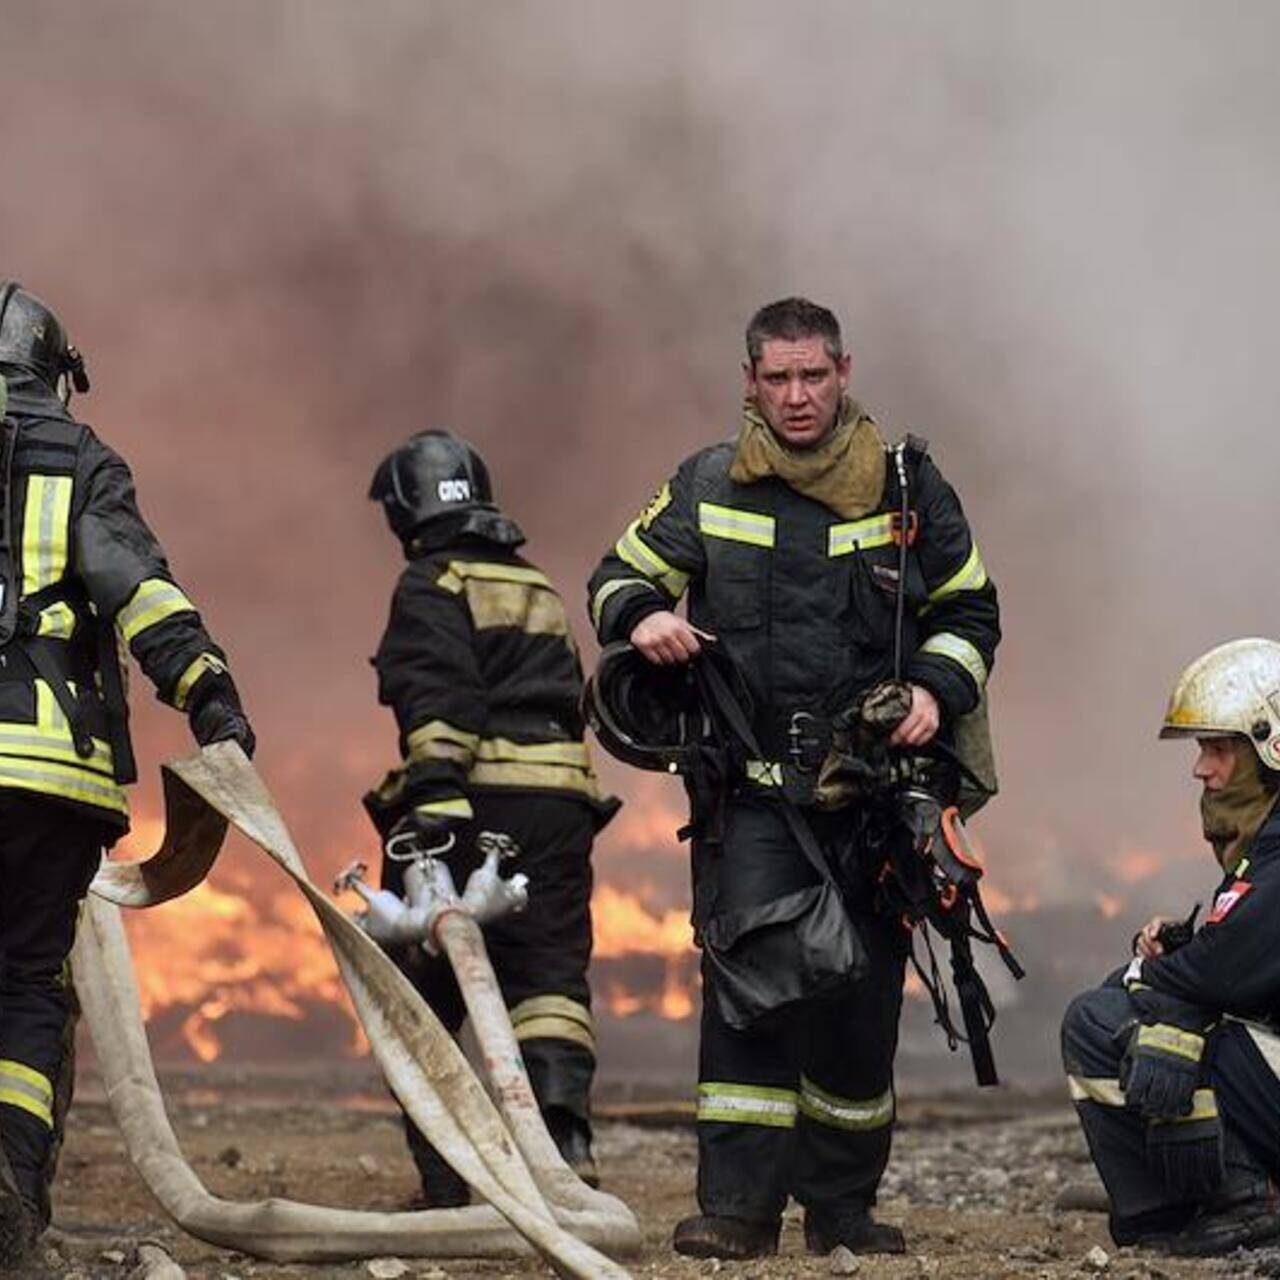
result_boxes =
[406,720,481,766]
[0,722,114,774]
[927,541,988,604]
[117,578,197,643]
[828,513,895,557]
[697,502,776,549]
[615,522,690,599]
[414,797,474,820]
[1156,1088,1218,1125]
[35,601,77,639]
[0,754,128,814]
[919,632,988,689]
[590,577,659,631]
[0,1060,53,1127]
[1068,1075,1126,1107]
[443,561,553,589]
[1137,1024,1205,1062]
[798,1077,894,1131]
[21,475,73,593]
[745,759,783,787]
[171,653,228,711]
[469,759,601,797]
[697,1082,798,1129]
[0,1060,52,1102]
[474,738,592,768]
[510,996,596,1054]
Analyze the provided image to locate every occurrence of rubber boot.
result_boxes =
[804,1206,906,1255]
[672,1214,781,1259]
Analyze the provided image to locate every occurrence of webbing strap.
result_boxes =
[0,417,17,645]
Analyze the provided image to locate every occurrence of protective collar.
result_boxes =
[728,395,886,519]
[1201,740,1280,872]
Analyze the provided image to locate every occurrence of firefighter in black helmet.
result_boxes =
[366,429,618,1202]
[0,282,254,1264]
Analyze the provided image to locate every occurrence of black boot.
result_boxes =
[1163,1192,1280,1256]
[672,1214,780,1259]
[546,1108,599,1188]
[804,1206,906,1255]
[404,1121,469,1209]
[0,1151,36,1269]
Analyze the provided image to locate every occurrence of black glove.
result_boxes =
[188,674,255,758]
[1119,1022,1205,1119]
[1147,1109,1225,1198]
[1156,903,1202,954]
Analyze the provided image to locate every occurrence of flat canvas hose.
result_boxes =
[78,742,639,1273]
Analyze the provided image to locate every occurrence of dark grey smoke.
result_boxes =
[5,1,1280,1074]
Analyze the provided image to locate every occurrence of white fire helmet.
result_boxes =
[1160,638,1280,772]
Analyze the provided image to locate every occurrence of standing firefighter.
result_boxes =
[366,429,617,1202]
[586,297,1000,1259]
[0,281,254,1264]
[1062,638,1280,1255]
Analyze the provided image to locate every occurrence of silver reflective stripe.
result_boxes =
[919,632,988,689]
[1067,1075,1125,1107]
[697,1082,798,1128]
[798,1078,894,1131]
[697,502,775,548]
[591,576,659,630]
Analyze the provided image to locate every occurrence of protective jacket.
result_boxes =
[0,376,229,829]
[369,539,609,828]
[1126,809,1280,1021]
[588,429,999,796]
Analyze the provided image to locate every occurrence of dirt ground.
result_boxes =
[17,1075,1274,1280]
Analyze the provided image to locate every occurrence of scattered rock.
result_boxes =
[101,1248,128,1263]
[216,1145,242,1168]
[366,1260,410,1279]
[829,1246,860,1274]
[357,1153,381,1177]
[1084,1244,1111,1271]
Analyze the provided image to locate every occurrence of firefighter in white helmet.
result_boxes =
[1062,638,1280,1255]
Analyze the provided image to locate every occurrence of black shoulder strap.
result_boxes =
[0,416,18,645]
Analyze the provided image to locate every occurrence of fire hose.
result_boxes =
[76,742,640,1273]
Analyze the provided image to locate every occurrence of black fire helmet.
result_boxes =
[0,281,90,400]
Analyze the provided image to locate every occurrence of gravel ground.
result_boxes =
[14,1086,1274,1279]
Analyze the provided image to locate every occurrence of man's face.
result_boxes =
[744,335,851,450]
[1193,736,1239,792]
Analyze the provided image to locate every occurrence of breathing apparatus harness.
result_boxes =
[841,440,1024,1086]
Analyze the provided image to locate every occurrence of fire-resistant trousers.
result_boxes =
[1061,976,1277,1243]
[693,796,908,1224]
[0,793,104,1222]
[382,791,597,1173]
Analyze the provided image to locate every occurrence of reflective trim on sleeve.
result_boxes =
[696,1082,798,1129]
[590,577,660,631]
[117,578,198,643]
[797,1077,894,1131]
[615,522,690,599]
[697,502,776,549]
[172,652,228,711]
[474,738,593,768]
[926,542,988,604]
[1159,1088,1218,1124]
[414,797,474,820]
[0,1059,53,1128]
[20,474,73,594]
[919,632,988,690]
[1067,1075,1126,1107]
[510,995,596,1055]
[35,601,77,639]
[1136,1024,1205,1062]
[828,513,895,557]
[406,720,482,767]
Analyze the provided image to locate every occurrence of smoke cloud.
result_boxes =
[5,1,1280,1076]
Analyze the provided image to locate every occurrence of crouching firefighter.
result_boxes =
[1062,638,1280,1255]
[585,294,1001,1263]
[0,282,254,1265]
[364,429,618,1204]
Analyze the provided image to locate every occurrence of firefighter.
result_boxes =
[365,429,617,1203]
[586,297,1000,1259]
[0,282,254,1264]
[1062,638,1280,1255]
